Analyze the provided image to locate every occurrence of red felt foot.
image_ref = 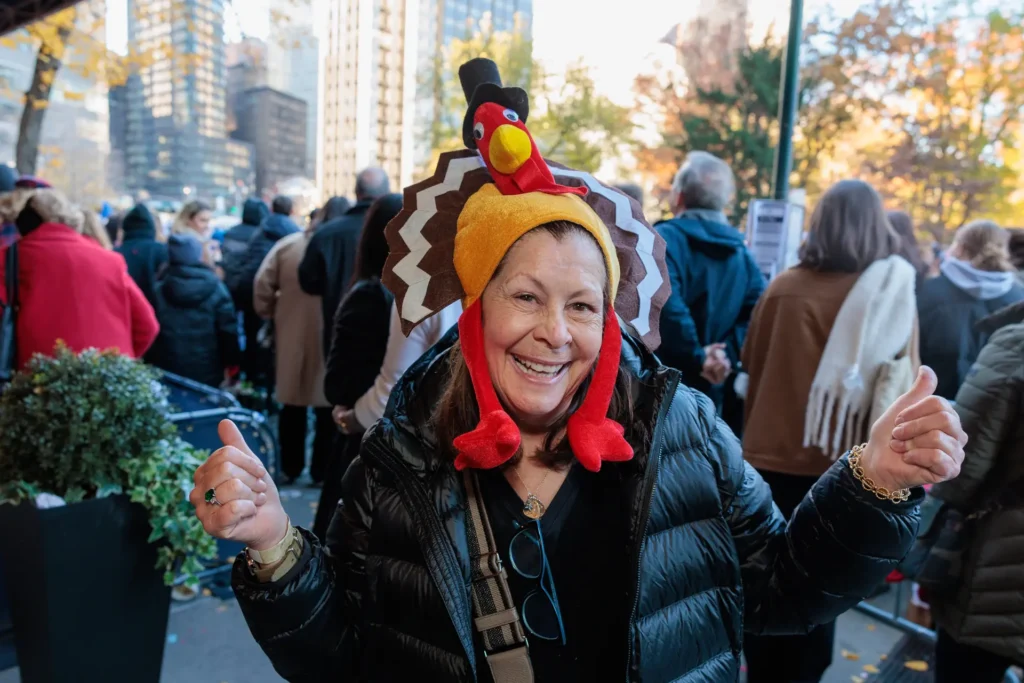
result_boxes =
[566,416,633,472]
[453,410,521,471]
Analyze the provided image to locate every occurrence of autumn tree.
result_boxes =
[861,8,1024,232]
[425,17,632,177]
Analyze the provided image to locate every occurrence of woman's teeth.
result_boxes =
[513,355,565,377]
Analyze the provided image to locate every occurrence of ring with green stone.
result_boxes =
[204,488,220,506]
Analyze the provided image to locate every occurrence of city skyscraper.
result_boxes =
[267,24,319,180]
[320,0,418,198]
[232,86,307,193]
[121,0,254,201]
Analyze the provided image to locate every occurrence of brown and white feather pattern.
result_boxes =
[383,150,671,351]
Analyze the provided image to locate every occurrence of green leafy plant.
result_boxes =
[0,344,217,587]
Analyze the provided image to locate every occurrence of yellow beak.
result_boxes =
[488,124,532,175]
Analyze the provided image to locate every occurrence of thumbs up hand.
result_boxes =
[189,420,290,551]
[858,366,967,493]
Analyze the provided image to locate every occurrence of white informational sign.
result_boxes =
[745,199,806,282]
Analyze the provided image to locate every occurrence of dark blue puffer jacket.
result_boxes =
[231,327,920,683]
[226,212,300,317]
[222,198,271,309]
[655,210,765,402]
[115,204,168,308]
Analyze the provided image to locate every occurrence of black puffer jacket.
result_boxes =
[148,263,240,387]
[226,212,300,318]
[233,329,921,682]
[222,198,270,308]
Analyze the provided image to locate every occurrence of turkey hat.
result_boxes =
[459,57,529,149]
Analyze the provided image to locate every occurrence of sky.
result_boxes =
[105,0,863,101]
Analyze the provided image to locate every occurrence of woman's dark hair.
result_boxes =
[887,210,927,280]
[799,180,902,273]
[431,220,637,469]
[319,196,351,224]
[349,193,403,287]
[1008,228,1024,271]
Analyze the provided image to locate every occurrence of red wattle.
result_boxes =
[453,410,521,471]
[566,306,633,471]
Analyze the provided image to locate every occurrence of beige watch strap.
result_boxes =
[246,521,296,564]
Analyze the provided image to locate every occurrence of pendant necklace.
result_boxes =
[511,467,551,520]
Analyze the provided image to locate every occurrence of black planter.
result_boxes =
[0,495,170,683]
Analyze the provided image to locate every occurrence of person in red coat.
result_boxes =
[0,189,159,368]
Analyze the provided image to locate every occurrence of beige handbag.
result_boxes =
[868,320,920,429]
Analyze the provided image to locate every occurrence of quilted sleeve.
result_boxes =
[231,459,373,681]
[703,402,922,635]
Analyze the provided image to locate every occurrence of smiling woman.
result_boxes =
[190,58,968,683]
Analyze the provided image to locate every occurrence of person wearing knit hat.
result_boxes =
[192,58,967,683]
[115,203,169,308]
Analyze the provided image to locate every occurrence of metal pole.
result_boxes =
[772,0,805,200]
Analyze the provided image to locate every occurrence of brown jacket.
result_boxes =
[931,301,1024,662]
[253,231,328,408]
[742,267,862,477]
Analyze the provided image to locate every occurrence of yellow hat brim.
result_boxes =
[454,184,621,308]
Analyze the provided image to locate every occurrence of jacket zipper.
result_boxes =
[625,371,680,682]
[361,439,479,682]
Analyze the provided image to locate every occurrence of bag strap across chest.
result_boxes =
[462,469,534,683]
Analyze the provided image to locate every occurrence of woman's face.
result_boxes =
[190,210,212,235]
[481,228,606,435]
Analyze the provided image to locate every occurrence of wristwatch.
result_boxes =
[245,521,302,578]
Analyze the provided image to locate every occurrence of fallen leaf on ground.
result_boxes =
[202,588,212,597]
[841,650,860,661]
[880,655,888,660]
[863,664,880,674]
[904,660,929,672]
[216,604,229,613]
[852,677,865,683]
[866,624,876,631]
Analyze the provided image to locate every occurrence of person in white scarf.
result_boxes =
[804,255,918,458]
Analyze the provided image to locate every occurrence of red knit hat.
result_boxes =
[382,59,671,472]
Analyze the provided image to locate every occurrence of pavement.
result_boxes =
[0,480,915,683]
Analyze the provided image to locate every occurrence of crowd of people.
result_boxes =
[1,57,1023,683]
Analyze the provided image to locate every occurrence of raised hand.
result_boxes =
[858,366,967,492]
[190,420,290,551]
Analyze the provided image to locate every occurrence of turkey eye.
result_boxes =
[503,109,519,122]
[473,122,485,140]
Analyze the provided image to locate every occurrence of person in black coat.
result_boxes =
[312,193,401,539]
[148,235,240,387]
[115,204,168,308]
[299,167,390,358]
[655,152,765,433]
[227,196,300,385]
[221,198,269,303]
[919,219,1024,399]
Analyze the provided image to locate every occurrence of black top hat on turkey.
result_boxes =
[458,57,530,149]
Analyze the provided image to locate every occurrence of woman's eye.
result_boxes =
[571,302,596,313]
[516,293,536,303]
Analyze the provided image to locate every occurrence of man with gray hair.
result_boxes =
[299,167,392,359]
[655,151,764,434]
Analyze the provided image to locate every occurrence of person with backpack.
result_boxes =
[221,198,270,296]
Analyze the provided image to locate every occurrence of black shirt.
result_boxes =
[479,463,630,681]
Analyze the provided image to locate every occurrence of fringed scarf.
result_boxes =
[803,256,917,458]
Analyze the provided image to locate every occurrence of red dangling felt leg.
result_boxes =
[567,307,634,472]
[452,299,521,470]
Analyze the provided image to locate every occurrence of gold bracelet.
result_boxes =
[847,444,912,503]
